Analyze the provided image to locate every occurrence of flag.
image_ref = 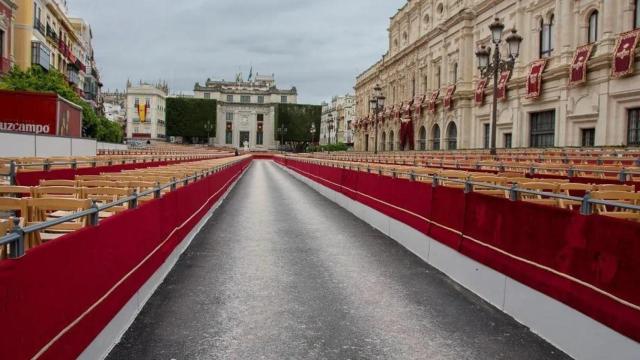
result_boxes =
[248,66,253,82]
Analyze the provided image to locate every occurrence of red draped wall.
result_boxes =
[280,158,640,343]
[0,159,250,359]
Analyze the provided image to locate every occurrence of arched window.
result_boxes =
[446,122,457,150]
[419,126,427,150]
[381,132,386,152]
[540,15,554,57]
[452,63,458,83]
[432,124,441,150]
[588,11,598,43]
[389,130,395,151]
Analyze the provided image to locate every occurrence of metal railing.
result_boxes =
[284,156,640,215]
[0,158,246,259]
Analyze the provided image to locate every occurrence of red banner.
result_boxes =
[526,59,547,99]
[569,44,594,86]
[443,85,456,110]
[399,118,414,150]
[475,79,487,106]
[402,100,413,118]
[496,71,510,101]
[611,29,640,78]
[428,90,439,113]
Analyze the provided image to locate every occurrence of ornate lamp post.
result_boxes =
[475,18,522,156]
[277,123,287,152]
[310,122,316,145]
[369,84,385,154]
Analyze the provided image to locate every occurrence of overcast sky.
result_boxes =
[69,0,406,104]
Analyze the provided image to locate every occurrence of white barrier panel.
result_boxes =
[72,138,98,156]
[0,132,37,157]
[0,131,113,157]
[36,135,72,157]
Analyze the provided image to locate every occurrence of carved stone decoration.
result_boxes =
[0,10,8,31]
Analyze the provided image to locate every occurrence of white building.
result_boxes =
[125,81,168,140]
[320,94,355,145]
[193,74,297,149]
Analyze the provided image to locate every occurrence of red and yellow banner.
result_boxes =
[526,59,547,99]
[428,90,439,113]
[137,103,149,123]
[497,71,511,101]
[611,29,640,78]
[444,85,456,110]
[475,78,487,106]
[569,44,594,86]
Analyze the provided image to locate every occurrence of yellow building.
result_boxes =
[14,0,85,94]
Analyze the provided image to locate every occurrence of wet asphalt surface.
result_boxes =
[107,160,570,360]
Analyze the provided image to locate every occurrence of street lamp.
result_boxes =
[369,84,385,154]
[310,122,316,145]
[475,18,522,156]
[277,122,287,152]
[327,114,334,145]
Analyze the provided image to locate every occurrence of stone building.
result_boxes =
[193,74,297,149]
[125,81,168,140]
[0,0,17,76]
[354,0,640,151]
[320,94,355,145]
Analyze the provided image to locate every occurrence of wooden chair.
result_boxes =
[590,191,640,219]
[470,175,508,198]
[39,179,77,187]
[438,170,469,189]
[595,184,636,192]
[518,182,560,207]
[0,185,33,198]
[81,187,133,215]
[558,183,593,210]
[75,174,106,181]
[26,198,93,242]
[0,197,28,219]
[77,180,127,188]
[34,186,81,199]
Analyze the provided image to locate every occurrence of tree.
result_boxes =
[274,104,321,143]
[0,66,123,143]
[166,98,217,142]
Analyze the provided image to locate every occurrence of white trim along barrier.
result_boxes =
[0,131,126,157]
[78,165,250,360]
[276,162,640,360]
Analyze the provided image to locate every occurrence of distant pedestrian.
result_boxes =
[234,148,239,156]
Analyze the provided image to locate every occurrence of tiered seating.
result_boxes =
[285,153,640,222]
[0,155,250,257]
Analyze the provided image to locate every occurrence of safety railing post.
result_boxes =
[432,176,439,188]
[580,193,593,216]
[154,182,162,199]
[464,180,472,194]
[567,166,575,178]
[409,171,416,182]
[9,160,16,185]
[71,159,77,170]
[43,159,51,171]
[88,201,100,226]
[9,218,25,258]
[509,184,520,202]
[128,191,138,209]
[618,169,628,183]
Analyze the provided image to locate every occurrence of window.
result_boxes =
[31,42,50,70]
[241,95,250,103]
[226,112,234,121]
[412,77,416,97]
[452,63,458,83]
[581,128,596,147]
[281,96,288,104]
[432,124,441,150]
[256,120,263,145]
[540,15,554,57]
[419,126,427,150]
[436,66,441,88]
[388,131,394,151]
[226,95,233,102]
[446,122,457,150]
[423,76,428,93]
[257,95,264,104]
[483,123,490,149]
[530,110,555,148]
[225,122,233,144]
[588,11,598,43]
[204,92,210,99]
[628,108,640,145]
[504,133,512,149]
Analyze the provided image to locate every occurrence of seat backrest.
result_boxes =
[81,187,133,202]
[0,185,33,197]
[590,191,640,202]
[75,175,106,181]
[78,180,126,188]
[595,184,635,192]
[0,197,27,218]
[27,198,93,222]
[470,176,506,186]
[40,179,77,187]
[34,186,80,198]
[519,182,560,198]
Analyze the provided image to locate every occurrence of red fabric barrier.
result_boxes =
[281,159,640,343]
[0,159,250,359]
[15,159,212,186]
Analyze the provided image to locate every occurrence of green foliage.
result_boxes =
[0,66,123,143]
[166,97,217,140]
[306,143,348,153]
[274,103,321,143]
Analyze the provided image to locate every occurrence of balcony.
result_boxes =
[45,25,58,43]
[67,69,80,85]
[34,21,46,36]
[0,57,10,75]
[31,42,51,71]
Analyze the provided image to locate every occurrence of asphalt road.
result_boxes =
[108,160,570,360]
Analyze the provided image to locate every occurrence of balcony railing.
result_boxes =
[34,21,46,36]
[45,25,58,43]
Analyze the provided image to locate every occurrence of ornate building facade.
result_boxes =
[125,81,168,140]
[354,0,640,152]
[193,74,297,149]
[320,94,355,145]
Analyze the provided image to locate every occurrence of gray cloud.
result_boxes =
[69,0,405,103]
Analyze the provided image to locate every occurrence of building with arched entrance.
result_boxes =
[354,0,640,151]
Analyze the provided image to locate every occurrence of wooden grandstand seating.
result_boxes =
[470,175,507,197]
[595,184,635,192]
[39,179,77,187]
[81,187,133,215]
[34,186,81,199]
[0,219,12,259]
[26,198,93,242]
[558,183,594,210]
[590,191,640,219]
[0,185,32,197]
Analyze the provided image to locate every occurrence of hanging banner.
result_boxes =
[443,85,456,110]
[611,29,640,78]
[137,102,149,123]
[413,95,424,116]
[394,104,402,119]
[399,118,414,150]
[569,44,594,86]
[428,90,440,113]
[526,59,547,99]
[496,71,510,101]
[475,78,487,106]
[402,100,413,118]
